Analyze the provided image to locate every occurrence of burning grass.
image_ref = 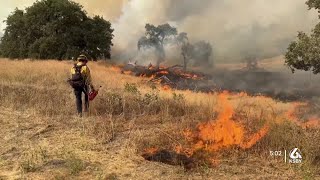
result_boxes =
[0,59,319,179]
[140,92,319,171]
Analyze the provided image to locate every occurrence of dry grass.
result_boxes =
[0,58,319,179]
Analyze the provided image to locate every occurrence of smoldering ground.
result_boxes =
[122,56,320,102]
[210,66,320,101]
[198,69,320,102]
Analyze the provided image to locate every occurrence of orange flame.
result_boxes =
[182,92,269,155]
[162,85,171,91]
[122,70,133,75]
[158,70,169,74]
[194,92,244,151]
[240,124,269,149]
[110,66,122,72]
[144,92,271,167]
[180,72,204,80]
[304,118,320,128]
[144,147,159,155]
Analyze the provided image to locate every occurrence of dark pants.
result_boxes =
[74,86,89,115]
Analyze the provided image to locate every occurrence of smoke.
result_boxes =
[76,0,127,21]
[177,0,319,62]
[112,0,171,52]
[111,0,318,62]
[1,0,318,62]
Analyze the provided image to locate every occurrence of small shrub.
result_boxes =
[173,92,185,101]
[149,84,158,90]
[19,146,49,173]
[65,154,85,175]
[143,92,159,105]
[124,83,140,95]
[252,120,307,153]
[93,91,123,115]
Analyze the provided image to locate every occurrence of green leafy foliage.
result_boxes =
[138,23,213,69]
[138,23,177,66]
[172,92,185,102]
[124,83,140,95]
[181,40,213,70]
[285,0,320,73]
[285,30,320,73]
[306,0,320,11]
[0,0,113,60]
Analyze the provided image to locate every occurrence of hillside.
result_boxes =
[0,59,319,179]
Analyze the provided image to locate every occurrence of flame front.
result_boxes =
[183,92,269,156]
[194,92,244,151]
[286,102,320,129]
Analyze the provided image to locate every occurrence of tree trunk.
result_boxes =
[183,54,187,71]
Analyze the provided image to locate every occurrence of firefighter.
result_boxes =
[68,54,95,116]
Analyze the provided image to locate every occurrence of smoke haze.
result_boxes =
[112,0,318,62]
[1,0,318,62]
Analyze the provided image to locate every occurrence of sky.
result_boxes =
[0,0,319,62]
[0,0,126,32]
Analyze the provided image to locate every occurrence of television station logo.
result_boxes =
[288,148,302,164]
[269,147,302,164]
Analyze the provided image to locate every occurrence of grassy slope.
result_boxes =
[0,59,319,180]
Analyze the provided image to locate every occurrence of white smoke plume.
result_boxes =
[112,0,318,62]
[1,0,318,62]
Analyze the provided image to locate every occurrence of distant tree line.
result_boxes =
[0,0,114,60]
[138,23,213,69]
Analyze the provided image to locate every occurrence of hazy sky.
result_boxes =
[0,0,318,61]
[0,1,30,31]
[0,0,126,32]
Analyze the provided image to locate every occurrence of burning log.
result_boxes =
[117,61,320,101]
[150,75,176,87]
[121,62,213,92]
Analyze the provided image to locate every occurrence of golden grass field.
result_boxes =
[0,58,319,180]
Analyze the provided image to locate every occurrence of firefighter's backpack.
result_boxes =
[68,65,85,89]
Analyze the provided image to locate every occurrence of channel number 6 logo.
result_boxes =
[289,148,302,164]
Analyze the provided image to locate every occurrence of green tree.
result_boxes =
[138,23,177,66]
[181,43,194,71]
[306,0,320,12]
[0,9,26,58]
[176,32,193,70]
[0,0,113,60]
[137,23,213,69]
[176,32,189,45]
[285,0,320,73]
[176,33,213,69]
[82,16,114,59]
